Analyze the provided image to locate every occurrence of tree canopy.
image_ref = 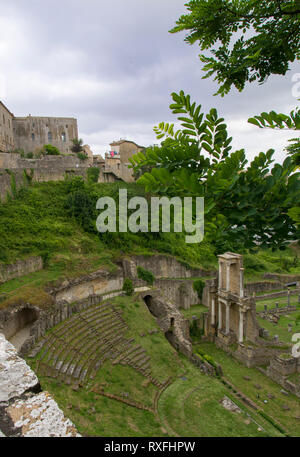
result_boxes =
[170,0,300,95]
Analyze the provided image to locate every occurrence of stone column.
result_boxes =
[218,301,222,330]
[239,268,244,298]
[226,264,230,292]
[239,309,244,343]
[211,297,215,325]
[218,262,222,289]
[225,304,230,334]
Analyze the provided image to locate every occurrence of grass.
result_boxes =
[255,295,300,312]
[194,342,300,436]
[257,311,300,344]
[181,304,208,320]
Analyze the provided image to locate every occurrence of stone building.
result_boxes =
[0,100,78,154]
[0,101,14,153]
[103,139,145,183]
[206,252,259,346]
[13,116,78,154]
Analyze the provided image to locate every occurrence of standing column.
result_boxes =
[239,268,244,298]
[211,297,215,325]
[239,309,244,343]
[226,264,230,291]
[219,262,222,289]
[225,304,230,334]
[218,301,222,330]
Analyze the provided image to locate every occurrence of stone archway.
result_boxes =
[2,306,39,352]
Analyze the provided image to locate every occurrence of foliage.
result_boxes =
[122,278,134,296]
[193,278,206,300]
[71,138,84,153]
[130,91,300,252]
[137,266,155,285]
[170,0,300,96]
[87,167,100,184]
[77,152,88,161]
[190,319,203,338]
[43,144,60,156]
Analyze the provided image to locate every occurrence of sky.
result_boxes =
[0,0,298,162]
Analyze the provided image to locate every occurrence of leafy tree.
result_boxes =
[170,0,300,95]
[71,138,84,153]
[130,91,300,251]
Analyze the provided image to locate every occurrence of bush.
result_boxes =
[87,167,100,184]
[43,144,60,155]
[137,266,155,285]
[123,278,134,296]
[77,152,88,161]
[193,279,205,300]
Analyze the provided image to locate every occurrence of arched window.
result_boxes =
[61,132,66,142]
[31,133,35,141]
[48,132,52,142]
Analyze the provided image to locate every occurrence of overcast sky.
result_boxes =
[0,0,298,162]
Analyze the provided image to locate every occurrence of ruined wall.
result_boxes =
[244,281,283,294]
[155,278,200,309]
[0,154,90,202]
[50,268,124,304]
[13,116,78,154]
[125,255,216,280]
[0,256,43,284]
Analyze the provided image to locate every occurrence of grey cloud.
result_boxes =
[0,0,297,160]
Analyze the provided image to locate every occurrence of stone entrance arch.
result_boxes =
[1,306,40,352]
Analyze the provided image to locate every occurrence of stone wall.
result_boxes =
[51,268,124,304]
[244,281,283,294]
[0,154,91,202]
[262,273,300,284]
[155,278,200,309]
[124,255,216,280]
[0,256,43,284]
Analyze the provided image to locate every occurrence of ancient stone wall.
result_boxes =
[244,281,283,294]
[0,256,43,284]
[0,154,90,202]
[125,255,216,280]
[263,273,300,283]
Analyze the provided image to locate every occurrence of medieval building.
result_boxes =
[0,100,78,154]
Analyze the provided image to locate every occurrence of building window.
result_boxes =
[61,132,66,142]
[31,133,35,141]
[48,132,52,142]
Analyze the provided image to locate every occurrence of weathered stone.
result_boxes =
[0,333,39,403]
[5,392,80,437]
[220,396,241,413]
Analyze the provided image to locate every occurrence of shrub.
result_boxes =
[193,279,205,300]
[26,152,34,159]
[137,266,155,285]
[43,144,60,155]
[123,278,134,296]
[77,152,88,161]
[87,167,100,184]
